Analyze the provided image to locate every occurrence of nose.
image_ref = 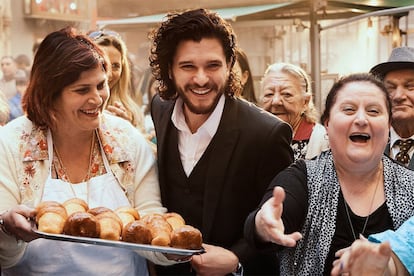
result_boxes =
[355,109,368,125]
[89,87,105,107]
[107,70,113,84]
[392,85,407,101]
[193,69,209,86]
[271,93,283,105]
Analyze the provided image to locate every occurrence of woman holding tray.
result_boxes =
[0,27,179,275]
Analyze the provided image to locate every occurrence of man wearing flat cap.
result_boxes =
[370,46,414,169]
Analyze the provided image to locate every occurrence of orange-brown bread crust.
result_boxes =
[63,212,101,238]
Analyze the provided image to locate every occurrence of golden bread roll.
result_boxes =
[63,198,89,216]
[170,225,203,250]
[36,200,63,211]
[63,212,100,238]
[94,211,123,241]
[115,206,140,227]
[87,206,113,216]
[122,220,152,244]
[36,201,68,234]
[142,214,173,246]
[163,212,185,230]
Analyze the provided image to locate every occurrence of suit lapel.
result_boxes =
[154,97,175,170]
[202,98,240,238]
[152,96,175,201]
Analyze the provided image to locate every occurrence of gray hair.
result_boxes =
[261,62,319,124]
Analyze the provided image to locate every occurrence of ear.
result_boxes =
[324,119,329,129]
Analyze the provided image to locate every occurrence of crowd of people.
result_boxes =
[0,7,413,276]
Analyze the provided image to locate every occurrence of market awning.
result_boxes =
[97,3,294,28]
[97,0,414,28]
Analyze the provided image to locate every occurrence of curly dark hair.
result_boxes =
[149,8,241,100]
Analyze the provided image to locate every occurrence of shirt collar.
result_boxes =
[171,94,225,137]
[390,127,414,147]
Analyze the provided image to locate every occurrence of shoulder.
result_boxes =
[99,113,154,162]
[151,94,174,112]
[383,155,414,187]
[100,113,147,144]
[0,116,33,141]
[229,97,290,130]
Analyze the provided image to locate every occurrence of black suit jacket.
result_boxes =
[151,95,293,274]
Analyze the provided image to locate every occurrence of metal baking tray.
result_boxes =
[33,229,205,256]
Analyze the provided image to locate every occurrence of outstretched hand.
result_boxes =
[255,186,302,247]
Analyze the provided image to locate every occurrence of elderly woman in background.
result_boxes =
[261,62,329,160]
[89,30,145,131]
[245,73,414,275]
[0,27,174,275]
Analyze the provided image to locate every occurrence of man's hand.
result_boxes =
[191,243,239,276]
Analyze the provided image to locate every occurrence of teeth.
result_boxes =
[82,108,99,114]
[192,88,210,95]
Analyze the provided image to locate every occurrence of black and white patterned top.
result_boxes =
[277,151,414,275]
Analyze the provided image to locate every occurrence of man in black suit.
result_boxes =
[149,8,293,275]
[371,47,414,170]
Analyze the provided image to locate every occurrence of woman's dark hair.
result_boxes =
[149,8,241,100]
[235,48,257,104]
[22,27,108,129]
[320,73,392,124]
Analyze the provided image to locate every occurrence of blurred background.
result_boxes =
[3,0,414,110]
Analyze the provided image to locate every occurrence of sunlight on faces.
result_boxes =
[261,71,308,127]
[100,45,122,89]
[53,66,109,133]
[383,69,414,124]
[171,38,230,115]
[324,81,390,167]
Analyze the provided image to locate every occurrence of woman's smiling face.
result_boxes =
[325,81,390,166]
[53,66,109,133]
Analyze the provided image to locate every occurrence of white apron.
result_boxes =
[2,130,148,276]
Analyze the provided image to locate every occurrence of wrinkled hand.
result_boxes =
[106,101,130,122]
[331,238,392,276]
[255,186,302,247]
[191,243,239,276]
[1,205,37,242]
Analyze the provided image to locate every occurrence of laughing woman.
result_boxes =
[0,27,174,275]
[244,73,414,275]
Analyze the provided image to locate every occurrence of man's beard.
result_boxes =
[177,84,225,115]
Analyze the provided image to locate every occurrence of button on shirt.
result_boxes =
[390,127,414,161]
[171,95,225,176]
